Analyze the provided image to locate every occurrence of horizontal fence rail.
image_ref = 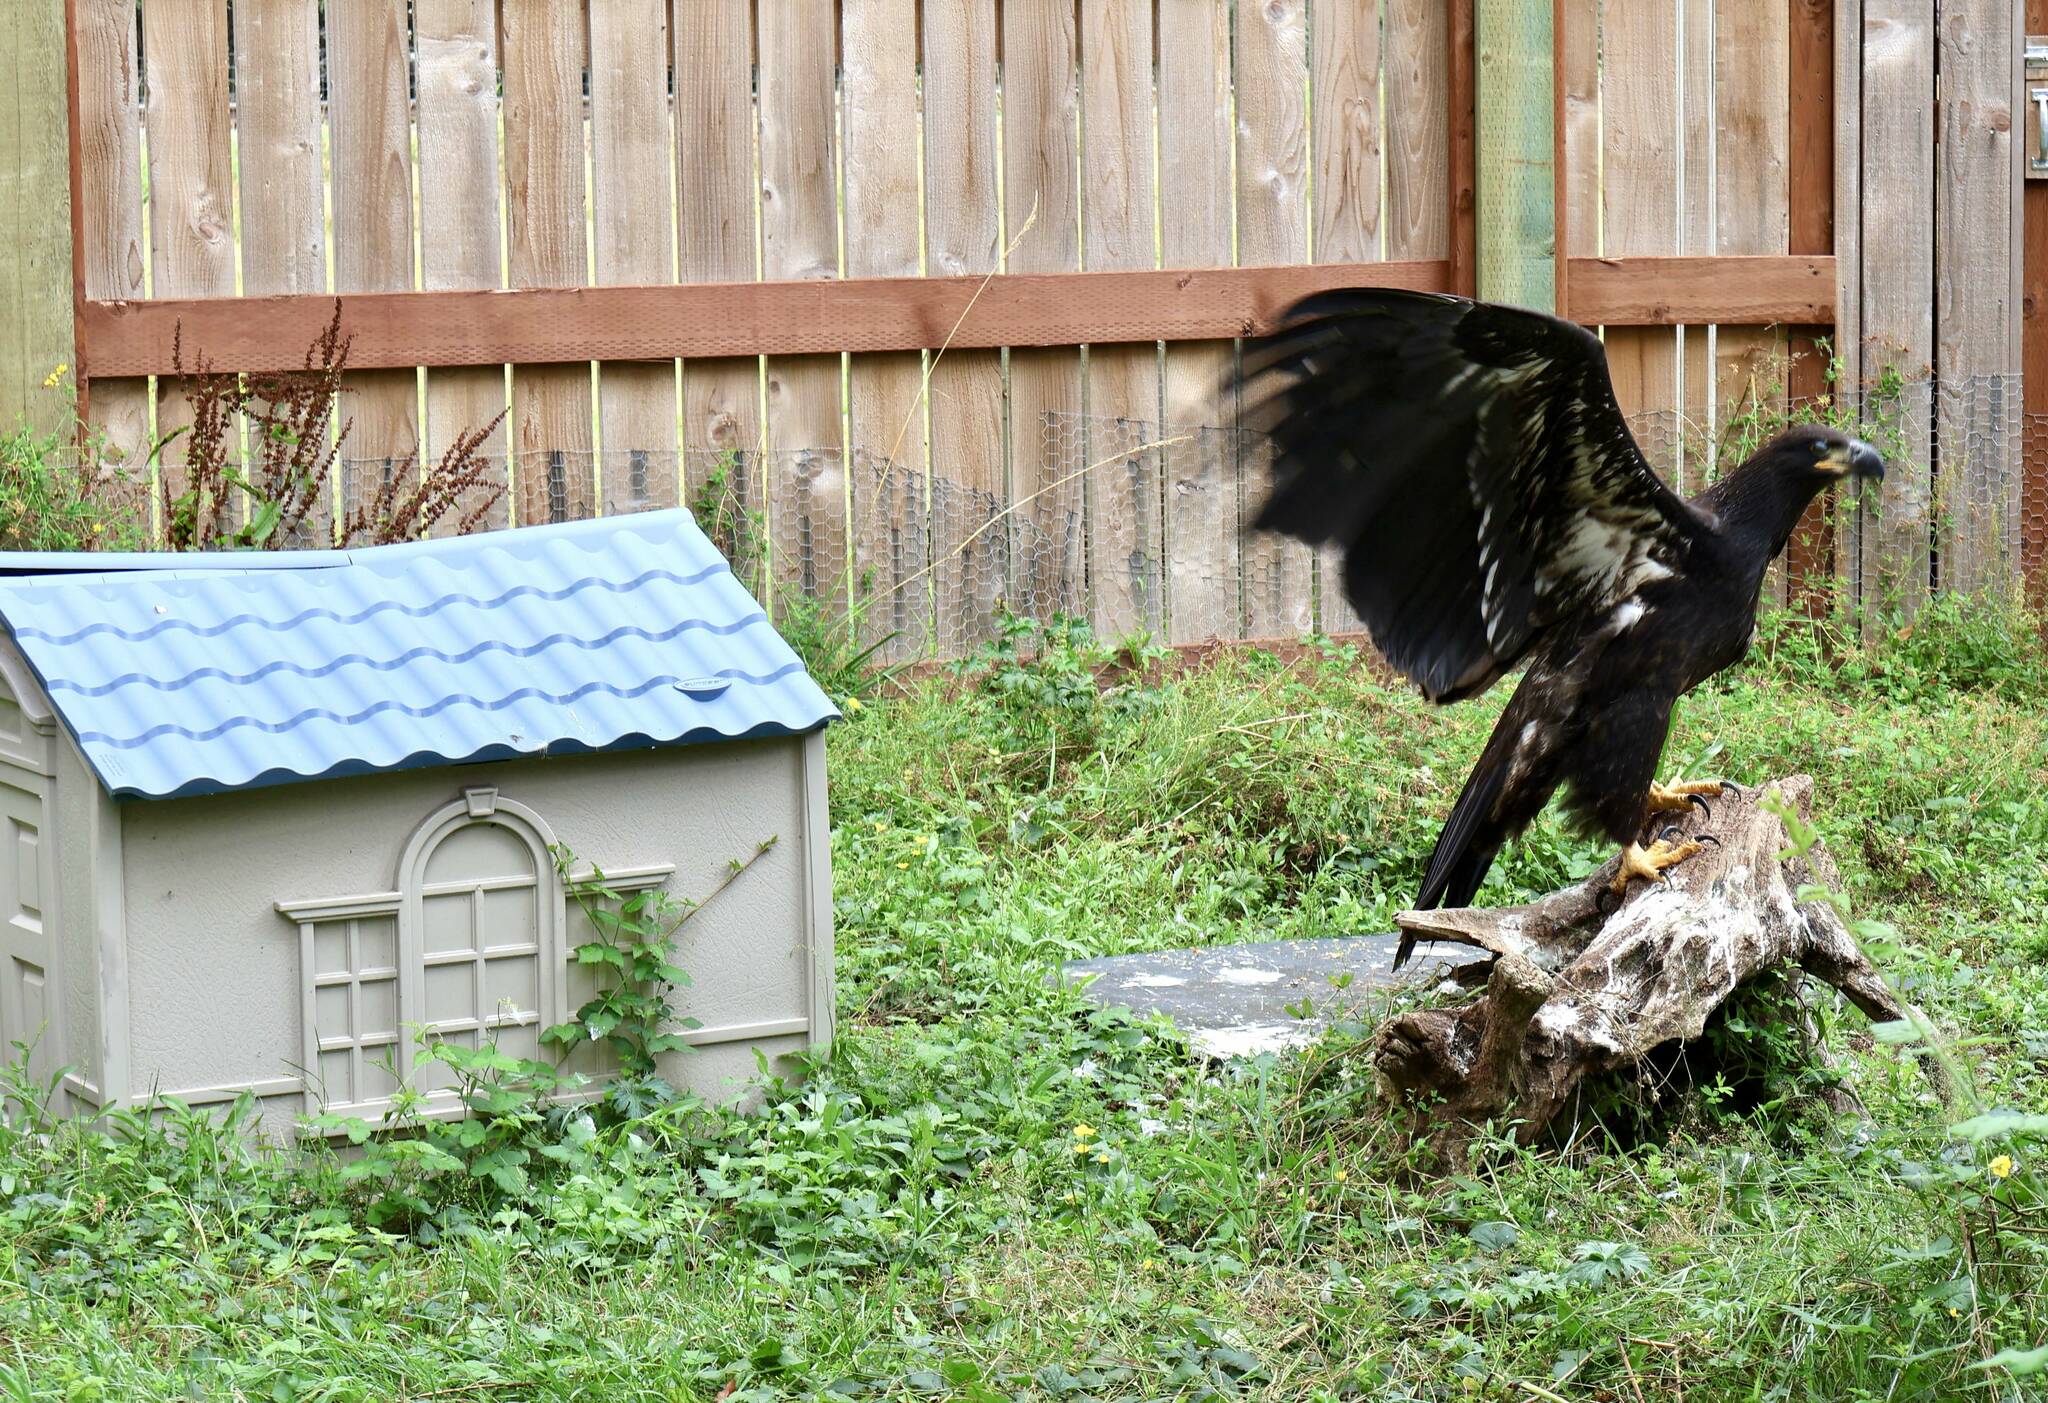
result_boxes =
[75,256,1839,379]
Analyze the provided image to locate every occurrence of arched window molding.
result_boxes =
[395,787,564,1093]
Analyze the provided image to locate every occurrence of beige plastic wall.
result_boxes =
[50,734,106,1110]
[116,736,827,1141]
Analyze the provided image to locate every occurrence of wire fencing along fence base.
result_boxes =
[13,375,2044,661]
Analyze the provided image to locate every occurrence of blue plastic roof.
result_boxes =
[0,511,838,800]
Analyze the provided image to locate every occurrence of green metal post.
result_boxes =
[1475,0,1556,312]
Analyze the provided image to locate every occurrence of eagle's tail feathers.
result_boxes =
[1414,745,1511,913]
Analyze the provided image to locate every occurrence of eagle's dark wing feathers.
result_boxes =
[1244,289,1707,701]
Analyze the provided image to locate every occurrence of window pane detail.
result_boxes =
[303,915,401,1112]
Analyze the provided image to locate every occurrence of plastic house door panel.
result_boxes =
[0,779,59,1088]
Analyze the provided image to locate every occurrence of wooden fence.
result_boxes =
[3,1,2034,656]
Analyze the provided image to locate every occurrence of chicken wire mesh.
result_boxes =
[17,376,2046,659]
[1619,374,2033,612]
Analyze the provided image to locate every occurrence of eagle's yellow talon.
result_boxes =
[1610,837,1706,895]
[1646,778,1729,814]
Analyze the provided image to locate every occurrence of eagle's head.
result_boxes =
[1704,425,1885,556]
[1758,425,1886,488]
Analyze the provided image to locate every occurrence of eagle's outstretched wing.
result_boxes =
[1242,289,1709,702]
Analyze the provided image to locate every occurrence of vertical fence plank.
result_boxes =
[590,0,678,518]
[1786,0,1840,608]
[1237,0,1313,638]
[74,0,151,492]
[923,0,1007,653]
[1832,0,1863,407]
[1601,0,1682,478]
[0,0,74,435]
[757,0,845,614]
[1935,0,2021,593]
[1159,0,1238,646]
[2027,0,2048,609]
[1859,0,1935,619]
[1386,0,1450,264]
[415,0,509,534]
[140,0,234,511]
[1678,0,1713,497]
[675,5,760,574]
[1384,0,1453,639]
[1004,0,1085,626]
[231,0,329,543]
[231,1,323,298]
[1081,0,1161,639]
[843,0,930,658]
[502,0,591,524]
[1308,0,1380,635]
[1716,0,1791,596]
[328,1,422,532]
[1557,0,1600,259]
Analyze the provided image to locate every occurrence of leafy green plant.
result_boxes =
[690,448,765,587]
[307,1035,580,1229]
[542,840,776,1117]
[950,607,1170,786]
[0,377,147,551]
[301,839,775,1229]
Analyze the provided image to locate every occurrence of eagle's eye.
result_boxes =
[1810,440,1831,457]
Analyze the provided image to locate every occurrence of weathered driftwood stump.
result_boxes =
[1376,775,1934,1166]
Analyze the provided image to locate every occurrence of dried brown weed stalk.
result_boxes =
[163,301,506,550]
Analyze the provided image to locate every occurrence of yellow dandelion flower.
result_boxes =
[1071,1123,1095,1139]
[43,363,67,388]
[91,521,104,535]
[1140,1258,1160,1272]
[1093,1151,1112,1164]
[1991,1154,2014,1180]
[895,862,910,870]
[843,695,864,713]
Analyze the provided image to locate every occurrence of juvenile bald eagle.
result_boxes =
[1241,290,1883,968]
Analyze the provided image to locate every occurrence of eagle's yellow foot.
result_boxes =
[1646,778,1731,814]
[1610,836,1705,895]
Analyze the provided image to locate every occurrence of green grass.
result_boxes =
[7,606,2048,1401]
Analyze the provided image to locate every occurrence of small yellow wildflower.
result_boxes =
[872,820,887,831]
[1333,1168,1348,1183]
[895,862,910,870]
[843,695,864,713]
[1991,1154,2015,1180]
[91,521,104,535]
[1073,1143,1090,1155]
[1093,1151,1111,1164]
[1072,1123,1096,1139]
[1140,1258,1161,1272]
[43,363,67,388]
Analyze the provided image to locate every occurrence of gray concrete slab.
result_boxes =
[1061,933,1454,1059]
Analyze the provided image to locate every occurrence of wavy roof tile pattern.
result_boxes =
[0,511,839,799]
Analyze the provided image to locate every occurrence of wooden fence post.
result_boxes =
[1475,0,1556,311]
[0,0,78,436]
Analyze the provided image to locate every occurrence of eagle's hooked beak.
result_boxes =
[1821,439,1886,481]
